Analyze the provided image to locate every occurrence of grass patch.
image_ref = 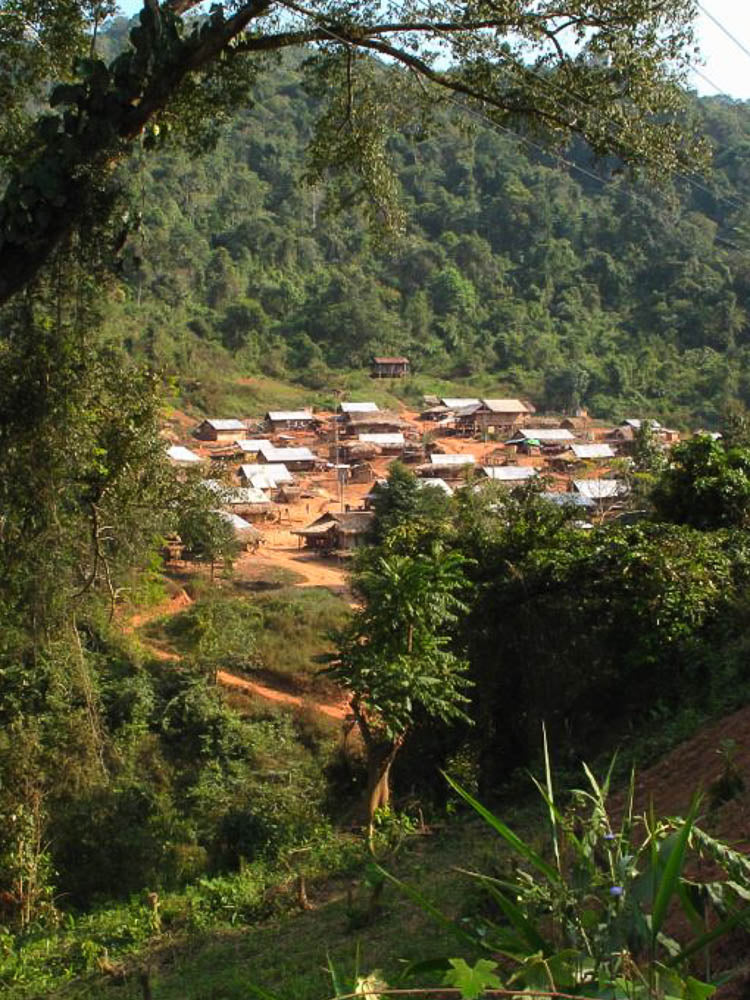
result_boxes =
[27,820,490,1000]
[141,588,349,699]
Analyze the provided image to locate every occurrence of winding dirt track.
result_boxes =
[125,582,349,721]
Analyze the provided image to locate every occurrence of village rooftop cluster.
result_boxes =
[164,381,682,559]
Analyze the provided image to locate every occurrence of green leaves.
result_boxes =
[443,958,502,999]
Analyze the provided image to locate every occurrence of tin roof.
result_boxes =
[167,445,202,464]
[266,410,315,422]
[234,438,271,452]
[239,462,293,483]
[216,510,263,536]
[358,433,405,446]
[430,453,477,465]
[541,492,595,509]
[481,398,531,413]
[258,443,315,463]
[203,418,245,431]
[418,478,454,495]
[573,479,627,499]
[508,428,575,443]
[340,401,379,413]
[482,465,538,481]
[441,397,480,409]
[571,443,616,460]
[373,356,409,364]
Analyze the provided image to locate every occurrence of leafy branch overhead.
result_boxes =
[0,0,705,302]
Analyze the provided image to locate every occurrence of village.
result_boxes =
[162,356,686,577]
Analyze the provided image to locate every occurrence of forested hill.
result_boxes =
[105,36,750,427]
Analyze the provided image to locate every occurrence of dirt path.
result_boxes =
[217,670,347,720]
[124,587,349,720]
[241,534,351,593]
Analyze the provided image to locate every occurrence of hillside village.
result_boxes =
[164,367,686,571]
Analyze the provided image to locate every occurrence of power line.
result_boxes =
[698,2,750,66]
[688,61,729,96]
[278,0,748,249]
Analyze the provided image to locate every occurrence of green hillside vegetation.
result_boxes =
[6,5,750,998]
[101,43,750,427]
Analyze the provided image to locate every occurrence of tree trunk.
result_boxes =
[364,738,403,843]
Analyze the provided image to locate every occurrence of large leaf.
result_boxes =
[651,797,700,940]
[443,772,561,883]
[443,958,502,999]
[668,904,750,967]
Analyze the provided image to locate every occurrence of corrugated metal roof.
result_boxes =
[441,397,480,409]
[623,418,662,430]
[266,410,315,422]
[340,401,379,413]
[541,492,595,509]
[509,428,575,442]
[430,453,476,465]
[167,445,202,463]
[204,418,245,431]
[206,480,270,505]
[216,510,262,536]
[239,462,293,483]
[482,465,538,480]
[481,398,530,413]
[418,478,454,495]
[358,433,405,446]
[234,439,270,452]
[259,443,316,463]
[571,444,615,459]
[573,479,627,499]
[373,356,409,364]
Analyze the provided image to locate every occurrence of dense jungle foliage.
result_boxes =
[93,31,750,427]
[5,8,750,996]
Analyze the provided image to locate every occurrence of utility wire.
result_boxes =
[698,2,750,65]
[278,0,747,251]
[403,0,749,216]
[688,61,729,96]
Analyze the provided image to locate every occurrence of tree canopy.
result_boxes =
[0,0,705,303]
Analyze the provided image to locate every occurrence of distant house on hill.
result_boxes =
[264,410,319,431]
[371,356,410,378]
[293,511,375,552]
[194,418,246,442]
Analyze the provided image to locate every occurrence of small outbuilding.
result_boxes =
[194,418,246,442]
[371,356,410,378]
[293,511,375,552]
[264,410,319,431]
